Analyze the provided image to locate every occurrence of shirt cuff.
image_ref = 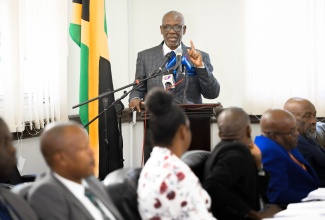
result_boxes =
[195,62,205,68]
[130,97,141,102]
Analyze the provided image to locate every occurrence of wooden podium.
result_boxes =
[141,103,223,153]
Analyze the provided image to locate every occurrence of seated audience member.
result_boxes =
[255,109,320,205]
[27,122,123,220]
[317,121,325,149]
[0,118,38,220]
[137,88,215,220]
[203,107,281,220]
[284,97,325,186]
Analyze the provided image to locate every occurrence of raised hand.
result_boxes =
[187,40,204,67]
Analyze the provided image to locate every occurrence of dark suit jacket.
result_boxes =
[255,135,320,205]
[203,140,261,220]
[0,187,38,220]
[129,41,220,104]
[296,134,325,186]
[27,172,123,220]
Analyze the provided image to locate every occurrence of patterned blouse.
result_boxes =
[137,147,216,220]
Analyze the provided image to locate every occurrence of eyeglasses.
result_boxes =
[263,127,298,137]
[161,25,184,32]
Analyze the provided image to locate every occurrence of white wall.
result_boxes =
[68,0,247,115]
[17,0,258,175]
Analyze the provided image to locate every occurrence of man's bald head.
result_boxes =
[40,122,94,182]
[260,109,299,150]
[217,107,251,145]
[284,97,315,116]
[162,11,185,24]
[284,97,317,139]
[40,122,87,166]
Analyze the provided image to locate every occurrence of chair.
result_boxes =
[0,183,14,189]
[0,167,36,185]
[181,150,211,183]
[103,167,142,220]
[316,122,325,149]
[11,182,34,200]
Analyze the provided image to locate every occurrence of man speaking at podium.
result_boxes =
[129,10,220,112]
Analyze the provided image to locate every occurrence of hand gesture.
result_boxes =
[187,40,204,67]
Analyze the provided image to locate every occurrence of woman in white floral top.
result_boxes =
[137,88,216,220]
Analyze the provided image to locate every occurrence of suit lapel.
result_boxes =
[51,174,95,220]
[153,42,165,71]
[85,176,120,219]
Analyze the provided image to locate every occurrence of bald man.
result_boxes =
[255,109,319,205]
[203,107,281,220]
[284,97,325,186]
[129,10,220,163]
[0,118,38,220]
[129,10,220,111]
[27,122,123,220]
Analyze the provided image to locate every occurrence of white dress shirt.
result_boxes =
[53,173,116,220]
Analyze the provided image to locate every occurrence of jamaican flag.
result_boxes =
[69,0,123,178]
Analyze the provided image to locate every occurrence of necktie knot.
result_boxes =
[84,188,111,220]
[84,188,95,202]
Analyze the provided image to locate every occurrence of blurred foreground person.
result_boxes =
[137,88,215,220]
[0,118,38,220]
[28,122,123,220]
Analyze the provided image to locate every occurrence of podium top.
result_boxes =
[141,103,223,119]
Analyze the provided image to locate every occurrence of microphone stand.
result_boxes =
[72,69,172,128]
[102,98,109,173]
[182,66,194,104]
[72,67,172,177]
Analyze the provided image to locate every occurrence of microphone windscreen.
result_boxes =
[166,56,177,70]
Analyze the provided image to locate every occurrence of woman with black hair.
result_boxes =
[137,88,215,220]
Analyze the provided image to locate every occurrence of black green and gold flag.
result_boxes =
[69,0,122,177]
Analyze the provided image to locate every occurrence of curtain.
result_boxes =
[244,0,325,116]
[0,0,68,132]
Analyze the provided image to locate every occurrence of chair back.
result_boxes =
[103,167,142,220]
[11,182,34,200]
[317,122,325,149]
[181,150,211,183]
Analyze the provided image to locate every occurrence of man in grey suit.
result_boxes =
[0,118,38,220]
[129,11,220,163]
[27,122,123,220]
[129,10,220,112]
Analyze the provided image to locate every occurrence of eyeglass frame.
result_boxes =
[263,127,298,137]
[160,25,185,32]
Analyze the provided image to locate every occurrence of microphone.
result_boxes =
[182,56,196,74]
[162,72,175,90]
[181,56,191,71]
[174,48,183,74]
[166,55,177,70]
[151,51,176,76]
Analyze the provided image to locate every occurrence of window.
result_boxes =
[244,0,325,115]
[0,0,68,132]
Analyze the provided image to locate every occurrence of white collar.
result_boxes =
[163,42,182,56]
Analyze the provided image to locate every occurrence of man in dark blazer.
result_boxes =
[27,122,123,220]
[203,108,281,220]
[129,10,220,112]
[0,118,38,220]
[284,97,325,186]
[129,10,220,163]
[255,109,320,205]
